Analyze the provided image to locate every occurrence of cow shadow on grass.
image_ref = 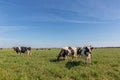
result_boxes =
[49,58,65,62]
[49,59,57,62]
[65,61,83,70]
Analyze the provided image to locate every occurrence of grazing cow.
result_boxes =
[57,46,81,61]
[13,46,31,55]
[80,46,93,63]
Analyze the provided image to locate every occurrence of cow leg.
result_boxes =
[65,56,68,60]
[18,52,21,55]
[88,57,91,64]
[88,58,91,63]
[74,52,78,61]
[27,50,31,55]
[20,51,22,55]
[71,55,75,61]
[85,57,91,64]
[87,54,91,64]
[83,56,87,64]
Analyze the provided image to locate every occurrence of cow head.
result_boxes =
[84,46,93,54]
[77,47,82,55]
[57,49,69,61]
[13,47,20,54]
[83,46,93,58]
[80,45,93,63]
[27,47,31,50]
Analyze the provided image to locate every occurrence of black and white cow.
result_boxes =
[80,46,93,63]
[13,46,31,55]
[57,46,81,61]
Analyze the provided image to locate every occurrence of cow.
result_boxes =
[57,46,81,61]
[13,46,31,55]
[80,45,93,63]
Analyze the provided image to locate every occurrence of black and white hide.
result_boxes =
[13,46,31,55]
[57,46,81,61]
[80,46,93,63]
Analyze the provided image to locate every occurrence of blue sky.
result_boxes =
[0,0,120,48]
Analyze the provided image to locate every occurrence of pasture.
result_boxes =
[0,48,120,80]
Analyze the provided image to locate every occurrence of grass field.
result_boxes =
[0,48,120,80]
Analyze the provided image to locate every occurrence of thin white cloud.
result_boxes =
[77,0,120,20]
[21,13,106,24]
[0,0,19,7]
[0,26,30,33]
[52,0,120,20]
[61,19,106,24]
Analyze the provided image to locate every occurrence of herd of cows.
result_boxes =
[12,45,93,64]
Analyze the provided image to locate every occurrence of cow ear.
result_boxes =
[91,47,93,50]
[68,47,72,49]
[85,47,88,49]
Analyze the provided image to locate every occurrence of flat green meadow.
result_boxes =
[0,48,120,80]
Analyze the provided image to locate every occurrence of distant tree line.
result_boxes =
[94,47,120,49]
[35,48,51,50]
[0,48,2,50]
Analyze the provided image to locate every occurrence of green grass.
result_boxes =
[0,48,120,80]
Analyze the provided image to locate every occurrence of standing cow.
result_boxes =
[13,46,31,55]
[57,46,81,61]
[80,45,93,63]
